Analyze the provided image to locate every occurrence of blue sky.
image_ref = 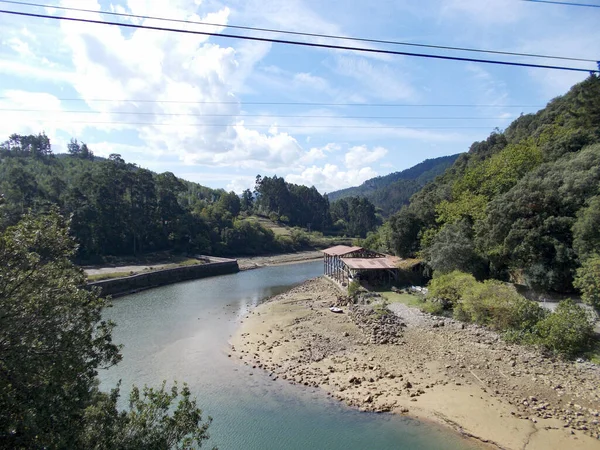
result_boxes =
[0,0,598,193]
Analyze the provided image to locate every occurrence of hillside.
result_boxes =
[0,141,376,261]
[369,75,600,293]
[327,154,460,215]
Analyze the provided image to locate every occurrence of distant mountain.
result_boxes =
[327,154,460,216]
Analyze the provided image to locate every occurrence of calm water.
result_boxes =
[100,261,479,450]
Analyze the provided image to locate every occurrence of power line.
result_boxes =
[520,0,600,8]
[0,0,596,63]
[0,9,597,73]
[5,119,498,129]
[0,108,517,120]
[0,97,541,107]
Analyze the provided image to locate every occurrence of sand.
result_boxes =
[230,277,600,450]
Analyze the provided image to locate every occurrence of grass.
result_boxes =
[583,336,600,364]
[378,290,424,308]
[87,258,203,282]
[87,272,135,282]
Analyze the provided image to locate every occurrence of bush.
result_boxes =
[421,300,445,316]
[460,280,546,331]
[428,271,477,306]
[573,255,600,311]
[348,280,361,298]
[533,300,594,357]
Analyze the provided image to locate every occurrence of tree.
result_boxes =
[572,196,600,260]
[240,189,254,212]
[425,221,487,277]
[534,300,594,357]
[0,210,213,448]
[573,255,600,311]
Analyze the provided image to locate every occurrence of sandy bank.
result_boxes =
[230,277,600,450]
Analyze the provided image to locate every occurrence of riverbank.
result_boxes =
[230,277,600,450]
[236,250,323,270]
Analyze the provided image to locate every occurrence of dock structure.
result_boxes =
[321,245,421,289]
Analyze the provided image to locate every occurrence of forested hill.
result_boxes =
[366,75,600,294]
[0,136,381,261]
[327,154,459,215]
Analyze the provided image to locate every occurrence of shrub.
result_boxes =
[460,280,545,331]
[533,300,594,357]
[573,255,600,311]
[348,280,361,298]
[421,300,445,316]
[428,271,477,306]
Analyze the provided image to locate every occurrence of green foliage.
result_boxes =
[572,196,600,260]
[254,175,331,232]
[380,76,600,292]
[348,280,361,298]
[330,196,379,238]
[533,300,594,357]
[428,271,477,306]
[573,255,600,311]
[83,382,212,450]
[425,221,487,277]
[478,144,600,291]
[458,280,546,331]
[0,211,212,448]
[421,300,445,315]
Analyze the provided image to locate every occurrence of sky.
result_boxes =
[0,0,598,194]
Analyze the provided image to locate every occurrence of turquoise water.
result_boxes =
[100,261,480,449]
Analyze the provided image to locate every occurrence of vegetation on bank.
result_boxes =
[424,271,595,358]
[0,138,377,263]
[0,210,213,448]
[362,75,600,300]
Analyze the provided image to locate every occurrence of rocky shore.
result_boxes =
[230,277,600,450]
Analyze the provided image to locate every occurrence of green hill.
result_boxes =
[373,75,600,293]
[327,154,460,216]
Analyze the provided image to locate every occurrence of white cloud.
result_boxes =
[440,0,527,24]
[334,56,417,101]
[344,145,387,168]
[286,164,378,193]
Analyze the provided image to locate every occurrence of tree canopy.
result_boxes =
[0,210,213,448]
[368,75,600,294]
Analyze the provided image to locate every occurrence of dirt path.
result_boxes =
[231,277,600,450]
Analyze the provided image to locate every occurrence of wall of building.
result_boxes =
[87,256,239,297]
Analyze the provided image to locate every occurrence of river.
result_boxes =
[100,261,481,449]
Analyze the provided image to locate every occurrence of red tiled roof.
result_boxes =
[321,245,363,256]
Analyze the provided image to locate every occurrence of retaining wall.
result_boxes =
[88,256,239,297]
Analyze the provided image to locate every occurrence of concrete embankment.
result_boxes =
[88,256,239,297]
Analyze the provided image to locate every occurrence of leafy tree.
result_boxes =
[425,221,487,277]
[457,280,546,331]
[572,196,600,260]
[573,255,600,311]
[0,210,213,448]
[427,271,477,306]
[387,208,422,257]
[240,189,254,212]
[533,300,594,357]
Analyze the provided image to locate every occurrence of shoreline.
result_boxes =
[230,277,600,450]
[236,250,323,270]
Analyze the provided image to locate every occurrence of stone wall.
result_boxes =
[88,256,239,297]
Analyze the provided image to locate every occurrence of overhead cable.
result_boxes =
[0,0,596,63]
[0,9,597,73]
[519,0,600,8]
[0,108,518,120]
[0,97,542,107]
